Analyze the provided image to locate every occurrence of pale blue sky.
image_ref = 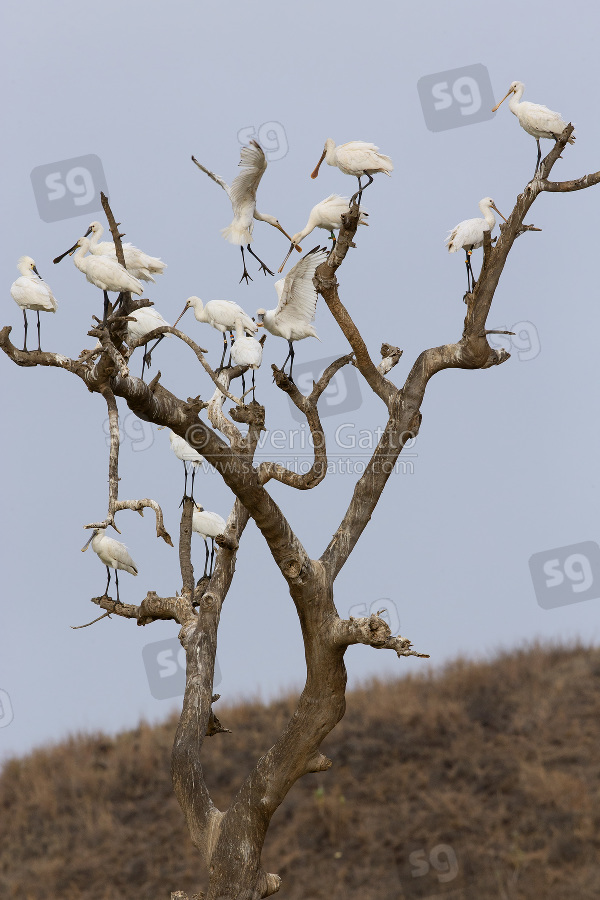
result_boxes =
[1,0,599,760]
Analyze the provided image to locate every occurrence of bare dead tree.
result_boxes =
[2,126,598,900]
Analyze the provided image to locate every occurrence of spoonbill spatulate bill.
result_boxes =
[192,505,226,578]
[10,256,58,351]
[445,197,507,294]
[191,140,298,284]
[173,296,257,368]
[492,81,575,175]
[256,246,328,380]
[84,221,166,283]
[279,194,369,272]
[81,528,138,604]
[311,140,393,206]
[54,236,143,320]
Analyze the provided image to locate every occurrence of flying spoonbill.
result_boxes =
[173,296,257,368]
[191,141,298,283]
[278,194,369,272]
[446,197,507,294]
[192,504,226,578]
[54,236,143,319]
[256,246,328,380]
[231,318,263,399]
[84,221,166,282]
[311,140,393,205]
[81,528,138,604]
[492,81,575,175]
[10,256,58,351]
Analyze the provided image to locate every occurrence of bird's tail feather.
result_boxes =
[222,222,252,245]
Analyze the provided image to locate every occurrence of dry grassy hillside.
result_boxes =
[1,644,599,899]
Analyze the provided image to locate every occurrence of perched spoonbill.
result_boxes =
[84,221,166,283]
[279,195,369,272]
[445,197,508,294]
[192,141,298,284]
[173,296,257,368]
[10,257,58,351]
[159,428,205,499]
[256,246,328,380]
[492,81,575,175]
[311,140,393,205]
[126,306,172,379]
[231,318,263,400]
[81,528,138,604]
[54,236,143,319]
[192,504,226,578]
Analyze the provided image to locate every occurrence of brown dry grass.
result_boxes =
[1,643,599,899]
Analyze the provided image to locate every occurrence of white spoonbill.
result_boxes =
[10,256,58,351]
[256,246,328,380]
[278,194,369,272]
[192,504,226,578]
[492,81,575,175]
[192,141,298,284]
[54,236,143,319]
[126,306,172,379]
[230,318,263,400]
[173,296,258,368]
[81,528,138,604]
[311,140,393,205]
[84,221,166,283]
[445,197,508,294]
[159,428,205,499]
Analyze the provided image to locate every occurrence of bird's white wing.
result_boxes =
[273,247,328,324]
[228,141,267,211]
[339,141,381,152]
[191,156,230,195]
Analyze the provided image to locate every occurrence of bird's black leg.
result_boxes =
[203,539,209,578]
[143,334,165,374]
[227,331,234,367]
[534,139,542,176]
[103,290,110,323]
[241,371,246,401]
[183,461,189,498]
[36,311,42,351]
[281,344,292,374]
[22,309,28,352]
[288,341,295,381]
[105,566,111,596]
[252,369,256,400]
[240,246,253,284]
[141,346,148,381]
[190,465,196,501]
[218,333,228,370]
[210,538,215,576]
[350,176,363,207]
[115,570,121,605]
[246,244,274,277]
